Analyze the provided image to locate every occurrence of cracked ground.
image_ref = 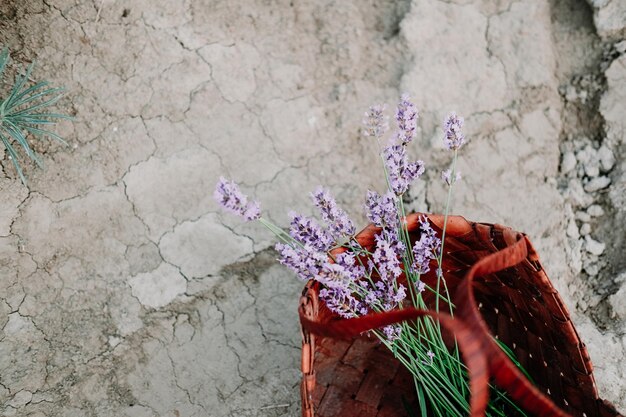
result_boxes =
[0,0,625,416]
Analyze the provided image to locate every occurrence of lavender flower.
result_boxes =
[415,280,426,293]
[289,213,334,252]
[317,252,366,291]
[371,232,403,281]
[393,284,407,304]
[275,243,326,281]
[385,228,406,258]
[319,286,366,318]
[214,177,261,221]
[384,145,425,195]
[443,112,466,150]
[311,187,355,239]
[316,253,368,318]
[383,324,402,342]
[361,276,406,315]
[424,350,435,365]
[364,285,380,306]
[362,104,389,139]
[395,94,419,145]
[441,169,462,186]
[365,190,398,229]
[411,217,441,275]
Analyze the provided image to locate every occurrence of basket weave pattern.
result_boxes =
[299,213,623,417]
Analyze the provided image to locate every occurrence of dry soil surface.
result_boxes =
[0,0,624,416]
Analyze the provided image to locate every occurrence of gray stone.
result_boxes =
[587,204,605,217]
[580,223,592,236]
[609,284,626,319]
[584,176,612,192]
[588,0,626,41]
[598,145,616,172]
[585,236,606,256]
[567,179,595,207]
[561,151,577,174]
[584,262,600,276]
[567,219,580,239]
[576,210,592,222]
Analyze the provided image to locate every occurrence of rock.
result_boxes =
[576,211,592,222]
[584,263,599,276]
[584,176,611,192]
[580,223,591,236]
[587,204,605,217]
[577,145,600,178]
[561,151,577,174]
[589,0,626,41]
[567,239,584,274]
[600,55,626,146]
[598,145,615,172]
[609,284,626,319]
[567,219,580,239]
[567,179,595,207]
[585,236,606,256]
[584,161,600,178]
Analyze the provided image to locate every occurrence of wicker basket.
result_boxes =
[299,213,623,417]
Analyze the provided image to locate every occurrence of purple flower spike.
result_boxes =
[288,213,334,252]
[371,233,403,281]
[441,169,462,186]
[275,243,326,281]
[316,255,367,318]
[365,190,398,228]
[384,145,425,195]
[383,324,402,342]
[363,104,389,139]
[395,94,419,145]
[443,112,466,150]
[214,177,261,221]
[411,217,442,275]
[311,187,355,239]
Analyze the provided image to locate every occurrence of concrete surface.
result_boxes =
[0,0,624,416]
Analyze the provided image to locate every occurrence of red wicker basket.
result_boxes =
[299,213,623,417]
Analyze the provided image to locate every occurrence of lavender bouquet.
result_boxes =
[215,95,529,417]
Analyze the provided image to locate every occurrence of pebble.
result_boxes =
[580,223,591,236]
[569,240,583,273]
[609,284,626,319]
[597,145,615,172]
[585,236,605,256]
[567,179,594,207]
[584,161,600,178]
[584,176,611,192]
[584,263,600,276]
[587,204,604,217]
[566,220,580,239]
[575,211,591,222]
[561,151,577,174]
[577,145,600,178]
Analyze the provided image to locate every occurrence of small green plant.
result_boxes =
[0,47,69,184]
